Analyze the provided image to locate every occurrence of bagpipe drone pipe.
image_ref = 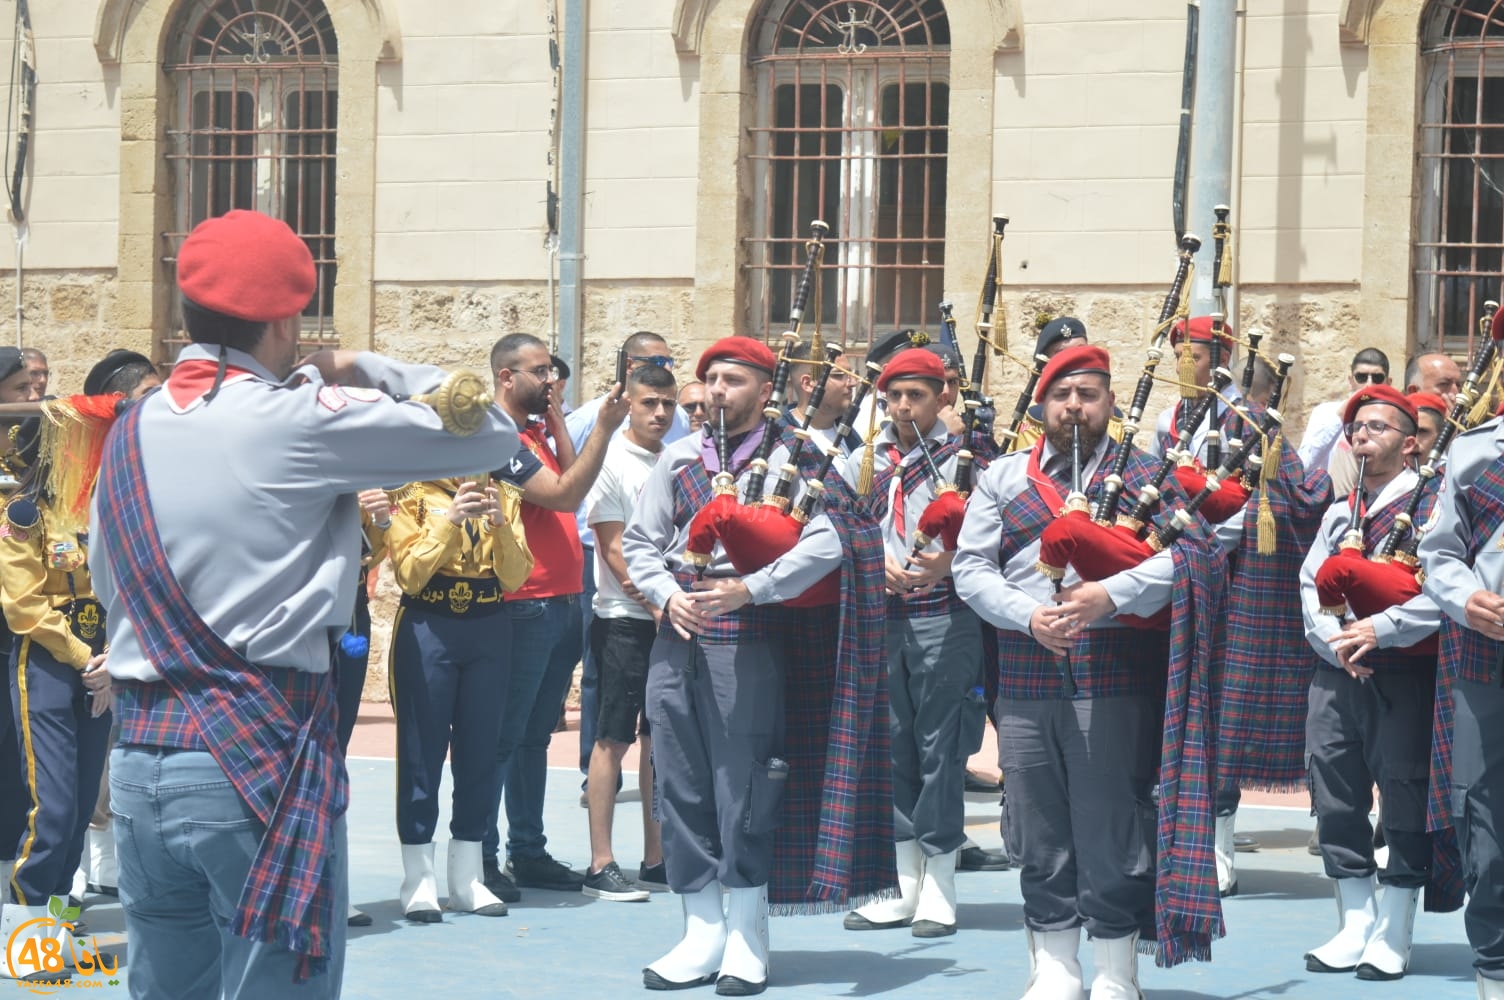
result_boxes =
[1313,300,1504,653]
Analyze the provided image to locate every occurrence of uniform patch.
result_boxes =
[0,524,26,542]
[336,386,384,404]
[317,386,348,412]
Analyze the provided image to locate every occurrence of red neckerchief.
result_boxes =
[1025,437,1065,514]
[166,359,255,410]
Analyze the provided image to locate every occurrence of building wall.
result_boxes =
[0,0,1417,425]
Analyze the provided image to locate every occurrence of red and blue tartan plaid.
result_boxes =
[96,405,347,983]
[776,482,894,911]
[870,438,962,619]
[1218,436,1332,791]
[1424,460,1504,912]
[988,439,1224,965]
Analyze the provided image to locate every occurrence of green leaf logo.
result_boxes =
[47,895,63,919]
[61,905,81,922]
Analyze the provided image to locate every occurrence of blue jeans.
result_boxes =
[484,594,582,862]
[110,748,347,999]
[578,547,598,775]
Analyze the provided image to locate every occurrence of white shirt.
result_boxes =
[586,435,662,621]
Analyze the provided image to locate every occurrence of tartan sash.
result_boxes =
[96,404,347,982]
[1218,437,1332,792]
[872,437,962,618]
[1444,459,1504,685]
[772,464,894,911]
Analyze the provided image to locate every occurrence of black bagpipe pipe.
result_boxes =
[742,219,830,502]
[762,341,845,509]
[1115,365,1236,535]
[898,419,974,570]
[1203,205,1234,469]
[1088,231,1202,528]
[964,216,1009,435]
[1315,301,1504,649]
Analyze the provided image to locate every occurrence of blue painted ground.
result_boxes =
[60,758,1476,998]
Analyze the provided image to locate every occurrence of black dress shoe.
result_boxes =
[715,973,767,996]
[643,968,716,990]
[347,906,374,927]
[405,907,442,924]
[843,911,909,930]
[911,919,956,938]
[957,845,1010,871]
[964,770,1000,794]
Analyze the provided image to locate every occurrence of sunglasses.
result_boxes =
[1352,371,1386,385]
[681,400,708,413]
[629,355,676,370]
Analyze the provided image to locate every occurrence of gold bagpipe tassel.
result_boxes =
[1177,341,1199,402]
[1256,429,1280,555]
[856,392,880,497]
[39,395,124,535]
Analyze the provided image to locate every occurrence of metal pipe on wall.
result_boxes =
[556,0,586,407]
[1187,0,1238,317]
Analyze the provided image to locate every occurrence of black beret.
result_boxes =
[85,349,154,396]
[0,347,24,383]
[1035,316,1087,357]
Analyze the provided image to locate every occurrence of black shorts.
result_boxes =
[590,615,656,746]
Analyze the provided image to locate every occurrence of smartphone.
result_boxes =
[615,347,628,389]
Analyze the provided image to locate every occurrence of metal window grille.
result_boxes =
[1417,0,1504,354]
[748,0,949,350]
[163,0,338,355]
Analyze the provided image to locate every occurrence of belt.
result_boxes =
[401,573,505,618]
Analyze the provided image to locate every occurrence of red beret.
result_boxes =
[1169,315,1236,350]
[1343,384,1418,436]
[177,210,316,323]
[696,336,778,382]
[1035,344,1112,403]
[876,348,946,392]
[1408,391,1448,417]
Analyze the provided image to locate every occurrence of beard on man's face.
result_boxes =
[519,380,552,415]
[1044,417,1107,459]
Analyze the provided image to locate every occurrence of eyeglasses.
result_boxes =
[1352,371,1386,385]
[629,354,676,370]
[1345,419,1403,437]
[515,365,558,382]
[681,400,708,413]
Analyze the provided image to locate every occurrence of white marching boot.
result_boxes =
[1215,813,1238,897]
[910,848,958,938]
[446,840,509,916]
[717,884,770,996]
[399,843,442,923]
[84,828,117,896]
[1304,875,1377,972]
[0,904,70,982]
[1480,973,1504,999]
[844,839,923,930]
[643,881,727,990]
[1355,884,1419,980]
[1090,933,1143,1000]
[1020,927,1085,1000]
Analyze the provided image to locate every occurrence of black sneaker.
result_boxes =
[483,857,522,903]
[636,861,669,891]
[508,852,586,891]
[582,862,649,902]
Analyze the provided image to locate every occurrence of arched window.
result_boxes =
[164,0,339,352]
[747,0,949,346]
[1418,0,1504,352]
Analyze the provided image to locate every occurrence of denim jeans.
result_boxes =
[578,548,598,774]
[110,748,347,999]
[484,594,582,862]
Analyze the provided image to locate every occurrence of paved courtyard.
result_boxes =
[46,706,1477,999]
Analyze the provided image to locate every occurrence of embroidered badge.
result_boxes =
[317,386,348,412]
[336,386,383,404]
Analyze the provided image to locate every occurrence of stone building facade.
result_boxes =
[0,0,1491,693]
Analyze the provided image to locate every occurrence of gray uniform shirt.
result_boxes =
[622,432,842,611]
[92,345,521,682]
[951,437,1174,636]
[1298,467,1441,667]
[1421,417,1504,622]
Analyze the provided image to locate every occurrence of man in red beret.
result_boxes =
[1150,315,1240,462]
[623,336,839,993]
[953,344,1225,995]
[85,210,522,997]
[1409,391,1448,460]
[1299,384,1448,980]
[841,348,991,938]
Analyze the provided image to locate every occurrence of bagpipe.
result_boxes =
[1030,232,1201,627]
[1314,301,1504,648]
[683,219,856,608]
[963,216,1009,437]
